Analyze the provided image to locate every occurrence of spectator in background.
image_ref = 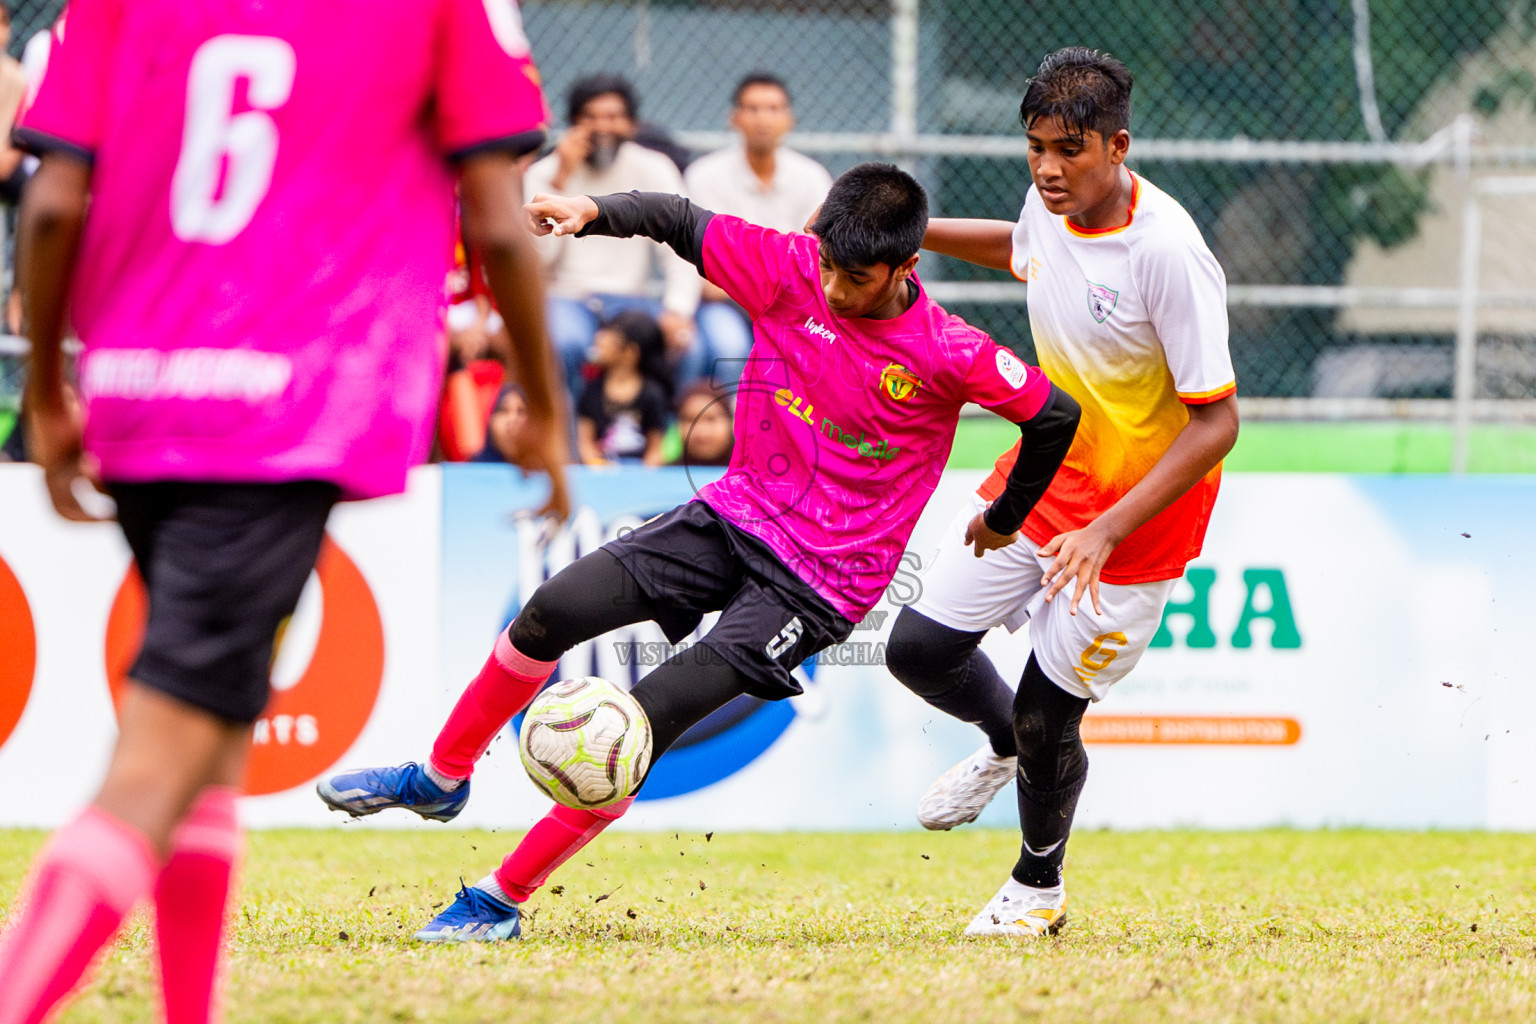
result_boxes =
[684,73,832,386]
[670,381,734,468]
[0,2,28,205]
[576,309,670,466]
[526,74,700,398]
[471,384,530,464]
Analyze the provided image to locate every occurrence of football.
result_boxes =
[518,676,653,809]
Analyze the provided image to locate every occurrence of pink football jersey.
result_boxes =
[697,216,1052,621]
[17,0,548,499]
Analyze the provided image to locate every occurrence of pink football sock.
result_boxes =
[495,797,636,903]
[0,807,159,1024]
[430,631,557,780]
[155,787,241,1024]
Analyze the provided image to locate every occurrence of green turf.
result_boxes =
[5,828,1534,1023]
[948,417,1536,473]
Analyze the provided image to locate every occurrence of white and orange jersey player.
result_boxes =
[0,1,566,1022]
[884,46,1238,939]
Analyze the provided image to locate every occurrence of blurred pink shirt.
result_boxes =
[18,0,548,498]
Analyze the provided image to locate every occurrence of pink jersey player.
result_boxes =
[17,0,551,499]
[0,2,566,1021]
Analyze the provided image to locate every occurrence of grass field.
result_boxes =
[4,828,1533,1023]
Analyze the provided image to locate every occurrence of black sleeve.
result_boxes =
[577,192,715,274]
[982,383,1082,536]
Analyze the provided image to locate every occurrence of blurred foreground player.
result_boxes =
[884,47,1239,938]
[319,163,1082,941]
[0,1,566,1021]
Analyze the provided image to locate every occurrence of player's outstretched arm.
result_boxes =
[922,218,1015,272]
[459,154,570,521]
[530,191,714,275]
[17,153,101,522]
[1041,394,1239,615]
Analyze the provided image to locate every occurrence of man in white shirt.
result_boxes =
[526,74,701,397]
[684,73,832,386]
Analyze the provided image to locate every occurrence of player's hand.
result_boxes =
[512,413,571,522]
[1038,521,1119,617]
[658,311,695,355]
[524,193,600,238]
[25,384,109,523]
[963,511,1017,558]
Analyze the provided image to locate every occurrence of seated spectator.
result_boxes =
[526,74,700,399]
[576,310,670,466]
[471,384,530,464]
[670,381,735,468]
[683,72,832,386]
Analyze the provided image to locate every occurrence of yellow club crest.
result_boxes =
[879,363,922,402]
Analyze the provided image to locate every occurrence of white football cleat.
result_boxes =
[962,878,1068,939]
[917,742,1017,830]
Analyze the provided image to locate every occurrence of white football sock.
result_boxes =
[423,761,465,792]
[999,877,1064,903]
[473,873,517,908]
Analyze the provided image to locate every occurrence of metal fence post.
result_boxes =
[890,0,919,172]
[1452,114,1478,475]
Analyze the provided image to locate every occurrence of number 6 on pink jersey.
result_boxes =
[170,35,296,244]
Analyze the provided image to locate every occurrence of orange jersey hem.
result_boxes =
[1017,518,1194,585]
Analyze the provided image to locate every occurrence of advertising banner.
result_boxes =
[437,467,1536,832]
[1,463,1533,831]
[0,465,441,828]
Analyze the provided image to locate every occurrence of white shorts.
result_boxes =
[908,493,1177,701]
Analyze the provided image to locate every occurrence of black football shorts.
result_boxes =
[111,480,339,724]
[602,501,854,700]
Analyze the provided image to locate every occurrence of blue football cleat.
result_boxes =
[414,884,522,943]
[316,762,469,822]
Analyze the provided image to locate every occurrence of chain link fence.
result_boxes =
[514,0,1536,440]
[3,1,1535,438]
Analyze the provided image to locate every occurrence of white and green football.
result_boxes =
[518,676,653,809]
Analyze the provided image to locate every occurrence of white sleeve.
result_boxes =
[1137,228,1235,403]
[1008,191,1032,283]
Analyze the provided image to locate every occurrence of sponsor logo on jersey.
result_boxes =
[995,349,1029,389]
[1087,280,1119,323]
[774,388,900,460]
[878,363,922,402]
[802,317,837,343]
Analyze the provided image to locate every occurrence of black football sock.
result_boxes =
[1011,654,1090,888]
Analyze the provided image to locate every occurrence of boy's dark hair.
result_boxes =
[810,162,928,270]
[1020,47,1133,143]
[567,73,638,125]
[733,72,790,108]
